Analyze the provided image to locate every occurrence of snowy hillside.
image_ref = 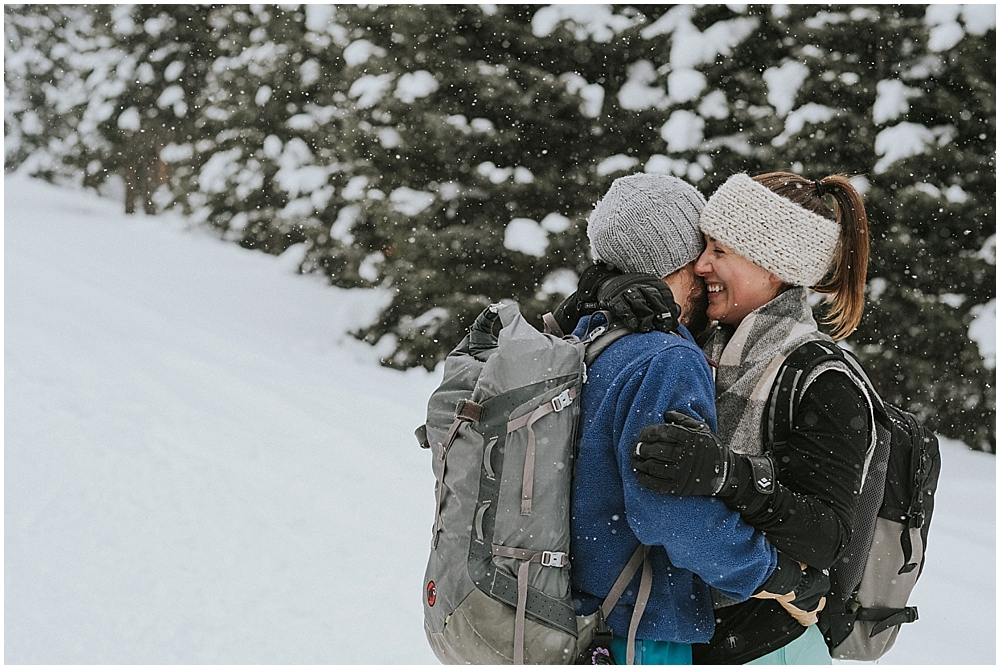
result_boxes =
[4,176,995,664]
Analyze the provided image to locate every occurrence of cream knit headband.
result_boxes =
[699,173,840,287]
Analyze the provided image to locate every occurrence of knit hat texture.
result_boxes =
[699,173,840,286]
[588,173,706,278]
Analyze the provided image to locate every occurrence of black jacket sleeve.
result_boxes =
[721,370,870,568]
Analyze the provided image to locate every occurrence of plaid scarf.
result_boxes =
[702,287,831,456]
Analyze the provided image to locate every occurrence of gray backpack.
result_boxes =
[416,303,649,664]
[766,341,941,661]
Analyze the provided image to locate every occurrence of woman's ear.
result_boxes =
[768,273,790,299]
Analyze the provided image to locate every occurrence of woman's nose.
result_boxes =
[694,249,711,277]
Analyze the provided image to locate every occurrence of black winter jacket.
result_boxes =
[694,369,871,664]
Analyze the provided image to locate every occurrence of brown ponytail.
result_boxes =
[752,172,869,340]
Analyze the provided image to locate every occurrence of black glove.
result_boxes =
[463,305,501,357]
[596,274,680,334]
[551,264,681,335]
[753,552,830,627]
[551,263,622,334]
[789,563,831,614]
[632,411,733,496]
[754,553,826,600]
[632,411,777,500]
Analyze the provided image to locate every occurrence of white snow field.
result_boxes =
[4,175,996,664]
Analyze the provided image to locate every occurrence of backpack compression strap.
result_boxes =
[430,399,485,548]
[855,605,919,637]
[486,542,651,664]
[506,387,577,516]
[491,544,570,664]
[503,316,628,517]
[878,407,939,576]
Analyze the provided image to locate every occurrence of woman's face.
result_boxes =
[694,237,782,327]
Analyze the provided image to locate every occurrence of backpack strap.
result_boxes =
[580,315,656,664]
[583,322,632,367]
[491,545,570,664]
[506,387,577,516]
[765,340,854,450]
[766,340,891,447]
[598,544,652,666]
[765,341,865,649]
[854,605,918,637]
[540,309,636,368]
[542,312,565,338]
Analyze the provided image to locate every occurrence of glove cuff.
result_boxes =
[746,455,776,494]
[717,454,776,505]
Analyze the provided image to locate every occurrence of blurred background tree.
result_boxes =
[5,4,994,450]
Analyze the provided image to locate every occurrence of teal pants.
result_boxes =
[746,625,831,665]
[607,625,828,665]
[610,636,692,665]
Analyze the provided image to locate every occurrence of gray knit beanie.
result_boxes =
[588,173,706,277]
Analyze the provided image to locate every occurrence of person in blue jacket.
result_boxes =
[556,174,826,665]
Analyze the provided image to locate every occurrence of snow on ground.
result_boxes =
[4,175,996,664]
[5,176,440,663]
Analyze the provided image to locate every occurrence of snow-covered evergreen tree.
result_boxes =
[855,5,996,450]
[171,5,337,251]
[4,4,995,449]
[5,5,118,185]
[92,5,226,214]
[627,4,996,449]
[323,5,647,368]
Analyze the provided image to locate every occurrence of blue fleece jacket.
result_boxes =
[570,313,777,644]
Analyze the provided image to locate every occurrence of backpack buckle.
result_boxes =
[551,389,573,412]
[541,550,567,567]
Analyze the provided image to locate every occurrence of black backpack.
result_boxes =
[765,340,942,661]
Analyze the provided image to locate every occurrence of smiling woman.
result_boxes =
[632,171,877,665]
[695,237,782,328]
[697,172,869,340]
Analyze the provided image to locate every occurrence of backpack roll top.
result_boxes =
[765,340,941,662]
